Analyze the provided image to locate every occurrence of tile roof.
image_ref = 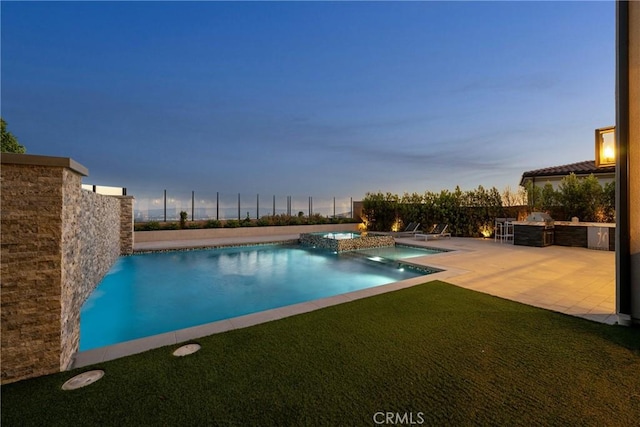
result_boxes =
[522,160,615,178]
[520,160,615,185]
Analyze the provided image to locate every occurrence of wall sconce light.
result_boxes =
[595,126,616,167]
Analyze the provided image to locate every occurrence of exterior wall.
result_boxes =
[59,189,123,369]
[1,164,66,383]
[118,196,134,254]
[1,154,134,384]
[60,169,85,371]
[629,0,640,323]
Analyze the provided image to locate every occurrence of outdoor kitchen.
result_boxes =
[513,212,555,247]
[513,212,615,251]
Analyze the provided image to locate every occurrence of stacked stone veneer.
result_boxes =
[1,154,133,384]
[299,233,395,252]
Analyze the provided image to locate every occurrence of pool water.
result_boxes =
[356,245,443,260]
[80,244,439,350]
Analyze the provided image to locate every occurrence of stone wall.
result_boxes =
[1,163,67,383]
[299,233,395,252]
[59,189,125,369]
[1,153,134,384]
[118,196,134,254]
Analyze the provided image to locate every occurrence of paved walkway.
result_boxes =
[72,234,617,369]
[395,236,617,325]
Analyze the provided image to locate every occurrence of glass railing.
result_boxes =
[131,191,354,222]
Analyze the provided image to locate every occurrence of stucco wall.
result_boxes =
[1,154,133,384]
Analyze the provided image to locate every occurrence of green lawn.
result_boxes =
[2,281,639,426]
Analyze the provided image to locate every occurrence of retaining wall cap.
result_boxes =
[1,153,89,176]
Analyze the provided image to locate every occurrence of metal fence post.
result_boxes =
[191,191,195,221]
[273,195,276,216]
[216,192,219,220]
[257,194,259,219]
[164,189,167,222]
[238,193,241,221]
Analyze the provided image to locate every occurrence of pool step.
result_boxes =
[337,251,403,268]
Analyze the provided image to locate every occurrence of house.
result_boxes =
[519,160,615,189]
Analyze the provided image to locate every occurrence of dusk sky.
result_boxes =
[1,1,616,208]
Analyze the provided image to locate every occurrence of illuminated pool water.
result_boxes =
[314,232,362,239]
[80,244,440,350]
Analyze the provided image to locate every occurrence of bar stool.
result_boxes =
[494,218,506,242]
[503,218,516,243]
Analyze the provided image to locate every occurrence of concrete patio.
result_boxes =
[395,236,616,325]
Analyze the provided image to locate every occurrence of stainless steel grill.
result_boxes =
[525,212,555,228]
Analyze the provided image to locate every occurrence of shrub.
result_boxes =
[142,221,161,231]
[162,222,180,230]
[241,212,254,226]
[362,186,507,236]
[308,213,327,225]
[257,216,273,226]
[225,220,240,228]
[361,192,400,231]
[179,211,188,229]
[556,174,604,222]
[203,219,222,228]
[270,214,291,226]
[601,182,615,222]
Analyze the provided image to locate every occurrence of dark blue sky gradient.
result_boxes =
[1,1,615,201]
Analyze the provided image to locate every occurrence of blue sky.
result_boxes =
[1,1,615,204]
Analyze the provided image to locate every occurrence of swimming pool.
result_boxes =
[80,244,441,350]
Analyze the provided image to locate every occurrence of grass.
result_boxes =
[2,280,639,426]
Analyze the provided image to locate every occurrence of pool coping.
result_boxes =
[71,242,458,369]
